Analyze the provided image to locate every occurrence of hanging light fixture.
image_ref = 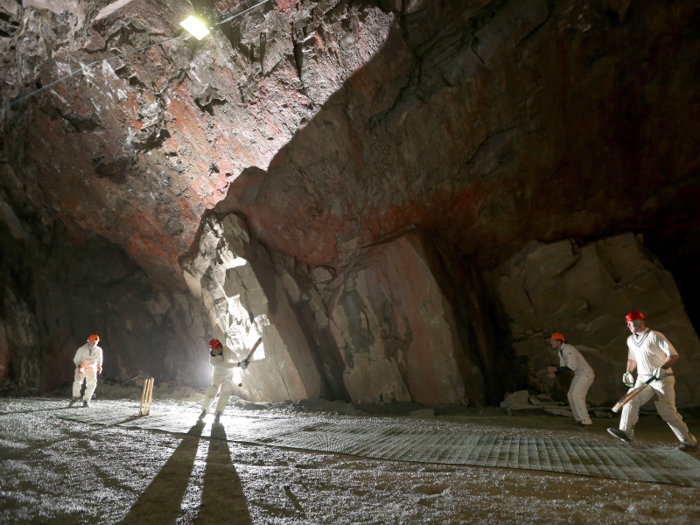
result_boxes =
[180,16,211,40]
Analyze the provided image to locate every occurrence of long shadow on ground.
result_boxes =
[120,420,252,524]
[196,422,252,524]
[120,421,205,524]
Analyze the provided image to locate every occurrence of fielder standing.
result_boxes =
[607,311,697,451]
[547,333,595,426]
[69,334,103,408]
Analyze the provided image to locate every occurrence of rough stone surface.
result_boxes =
[182,213,318,402]
[184,220,512,405]
[0,222,215,392]
[492,234,700,408]
[1,0,700,407]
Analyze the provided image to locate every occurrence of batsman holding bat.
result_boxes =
[607,311,697,452]
[198,337,259,423]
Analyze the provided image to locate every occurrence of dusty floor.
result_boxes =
[1,398,700,524]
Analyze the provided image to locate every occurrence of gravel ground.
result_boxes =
[1,397,700,524]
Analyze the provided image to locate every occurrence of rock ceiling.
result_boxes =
[1,0,700,399]
[2,0,698,282]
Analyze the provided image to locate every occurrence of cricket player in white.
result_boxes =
[608,311,697,452]
[199,338,248,423]
[70,334,103,408]
[548,333,595,426]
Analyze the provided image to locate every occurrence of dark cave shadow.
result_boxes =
[195,422,253,524]
[120,420,205,524]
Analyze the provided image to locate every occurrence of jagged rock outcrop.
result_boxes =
[185,212,511,405]
[1,0,700,403]
[493,234,700,407]
[182,213,318,402]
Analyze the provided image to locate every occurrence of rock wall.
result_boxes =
[182,213,319,402]
[184,213,513,405]
[0,213,215,393]
[492,234,700,407]
[321,231,503,406]
[2,0,700,405]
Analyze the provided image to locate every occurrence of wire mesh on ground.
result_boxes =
[57,403,700,488]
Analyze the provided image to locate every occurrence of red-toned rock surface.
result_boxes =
[1,0,700,401]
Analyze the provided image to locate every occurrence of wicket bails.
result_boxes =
[138,377,154,416]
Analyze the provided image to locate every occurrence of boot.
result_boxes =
[607,428,631,444]
[68,397,79,408]
[83,400,91,408]
[677,441,698,453]
[214,411,222,424]
[198,410,207,421]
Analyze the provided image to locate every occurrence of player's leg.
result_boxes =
[653,377,697,448]
[619,378,655,438]
[569,372,594,425]
[83,371,98,407]
[201,378,222,418]
[71,368,85,404]
[214,381,233,423]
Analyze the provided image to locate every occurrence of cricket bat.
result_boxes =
[236,337,263,387]
[243,337,263,365]
[612,376,655,413]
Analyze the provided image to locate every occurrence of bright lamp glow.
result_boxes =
[181,16,210,40]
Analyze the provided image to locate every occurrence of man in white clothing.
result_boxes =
[607,311,697,452]
[547,333,595,426]
[70,334,103,408]
[199,338,249,423]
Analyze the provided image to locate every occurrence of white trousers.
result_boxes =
[619,376,696,444]
[202,375,233,415]
[567,371,594,424]
[73,368,98,399]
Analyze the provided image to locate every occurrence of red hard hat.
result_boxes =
[208,339,222,350]
[550,332,565,342]
[625,311,646,323]
[88,334,100,343]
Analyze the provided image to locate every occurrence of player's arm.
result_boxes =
[656,332,679,369]
[217,346,243,368]
[662,354,679,368]
[73,346,83,366]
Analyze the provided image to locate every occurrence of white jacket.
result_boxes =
[558,343,594,376]
[209,344,240,382]
[73,344,103,371]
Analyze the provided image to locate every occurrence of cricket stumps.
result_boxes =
[138,377,154,416]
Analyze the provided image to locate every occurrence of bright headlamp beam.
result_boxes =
[181,16,211,40]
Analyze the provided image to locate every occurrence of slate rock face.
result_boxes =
[492,234,700,407]
[2,0,700,403]
[0,224,214,393]
[182,213,316,402]
[325,231,498,406]
[1,0,396,284]
[185,218,510,405]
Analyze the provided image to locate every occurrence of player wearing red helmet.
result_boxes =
[607,311,697,452]
[199,338,249,423]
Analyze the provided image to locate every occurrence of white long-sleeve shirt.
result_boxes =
[558,343,594,376]
[627,329,677,375]
[73,344,103,371]
[209,344,240,382]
